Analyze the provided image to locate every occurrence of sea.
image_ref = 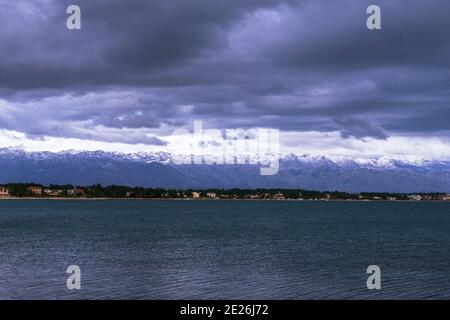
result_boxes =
[0,200,449,299]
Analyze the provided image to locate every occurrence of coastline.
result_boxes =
[2,184,448,202]
[0,197,449,202]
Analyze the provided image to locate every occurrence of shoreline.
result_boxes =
[0,197,449,202]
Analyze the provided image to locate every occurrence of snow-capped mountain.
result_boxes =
[0,148,449,192]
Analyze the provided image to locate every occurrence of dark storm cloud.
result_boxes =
[0,0,449,144]
[0,0,287,89]
[334,117,389,140]
[271,1,450,70]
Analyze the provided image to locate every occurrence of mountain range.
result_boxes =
[1,148,449,193]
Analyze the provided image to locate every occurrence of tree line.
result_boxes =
[1,183,448,200]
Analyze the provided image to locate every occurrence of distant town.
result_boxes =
[0,183,449,201]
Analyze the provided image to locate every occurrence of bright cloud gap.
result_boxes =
[1,130,450,162]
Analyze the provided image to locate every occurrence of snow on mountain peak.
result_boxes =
[0,148,448,171]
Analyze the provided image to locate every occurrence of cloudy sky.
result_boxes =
[0,0,449,160]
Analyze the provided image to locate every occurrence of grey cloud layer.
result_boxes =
[0,0,449,144]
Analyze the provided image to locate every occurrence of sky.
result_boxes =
[0,0,449,160]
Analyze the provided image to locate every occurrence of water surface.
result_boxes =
[0,200,449,299]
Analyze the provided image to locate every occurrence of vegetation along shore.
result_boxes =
[0,183,449,201]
